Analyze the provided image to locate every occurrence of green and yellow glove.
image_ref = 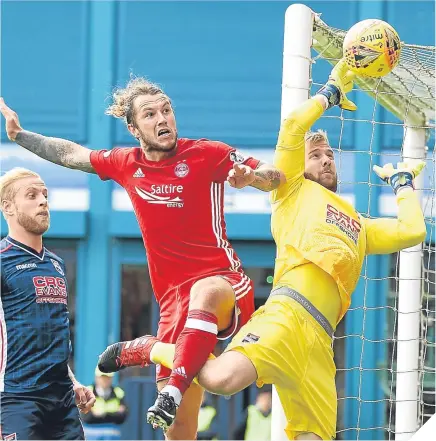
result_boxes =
[317,58,357,111]
[373,161,426,194]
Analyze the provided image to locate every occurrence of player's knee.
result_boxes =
[190,277,233,310]
[210,377,239,396]
[190,277,222,303]
[199,368,239,396]
[200,351,257,396]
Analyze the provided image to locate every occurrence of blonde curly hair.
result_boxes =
[105,76,168,126]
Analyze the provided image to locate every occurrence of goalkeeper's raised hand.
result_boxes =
[373,161,426,194]
[317,58,357,111]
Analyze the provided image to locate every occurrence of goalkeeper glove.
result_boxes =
[317,58,357,111]
[373,161,426,194]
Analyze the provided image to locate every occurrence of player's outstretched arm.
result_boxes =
[227,162,285,192]
[364,161,427,255]
[274,59,356,199]
[0,98,95,174]
[251,163,286,192]
[273,97,325,196]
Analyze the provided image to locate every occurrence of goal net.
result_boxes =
[273,5,435,441]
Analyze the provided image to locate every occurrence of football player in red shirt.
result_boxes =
[0,80,284,438]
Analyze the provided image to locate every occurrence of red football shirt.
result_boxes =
[90,138,260,303]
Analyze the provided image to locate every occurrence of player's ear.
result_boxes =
[127,123,140,140]
[1,199,14,217]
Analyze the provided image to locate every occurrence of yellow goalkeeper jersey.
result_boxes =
[271,98,427,326]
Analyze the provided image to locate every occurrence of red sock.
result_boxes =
[167,309,218,396]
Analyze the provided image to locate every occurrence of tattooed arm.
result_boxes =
[0,98,95,173]
[15,131,95,173]
[227,161,285,192]
[250,162,286,192]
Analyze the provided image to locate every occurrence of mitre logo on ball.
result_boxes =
[343,19,401,78]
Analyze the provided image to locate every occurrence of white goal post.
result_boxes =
[271,5,313,440]
[274,3,434,440]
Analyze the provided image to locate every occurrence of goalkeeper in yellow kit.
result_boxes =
[98,60,427,440]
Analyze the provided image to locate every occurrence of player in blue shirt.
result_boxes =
[0,167,95,440]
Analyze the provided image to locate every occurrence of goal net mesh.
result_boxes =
[310,14,435,440]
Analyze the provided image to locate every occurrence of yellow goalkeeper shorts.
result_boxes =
[225,294,337,440]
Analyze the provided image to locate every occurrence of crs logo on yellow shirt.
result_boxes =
[326,204,361,243]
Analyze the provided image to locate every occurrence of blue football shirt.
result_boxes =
[0,236,72,392]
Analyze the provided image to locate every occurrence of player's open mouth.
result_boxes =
[157,129,171,138]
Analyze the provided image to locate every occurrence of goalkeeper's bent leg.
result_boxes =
[151,343,257,395]
[197,350,257,396]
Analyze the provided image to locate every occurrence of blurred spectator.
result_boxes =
[81,368,128,440]
[197,393,218,440]
[233,386,272,440]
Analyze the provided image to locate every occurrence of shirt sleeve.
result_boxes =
[90,148,130,185]
[272,98,324,202]
[205,140,260,182]
[364,189,427,255]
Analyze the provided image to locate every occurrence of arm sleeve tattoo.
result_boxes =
[15,130,96,174]
[251,164,283,192]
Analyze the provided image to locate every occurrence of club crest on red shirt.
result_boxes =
[174,162,189,178]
